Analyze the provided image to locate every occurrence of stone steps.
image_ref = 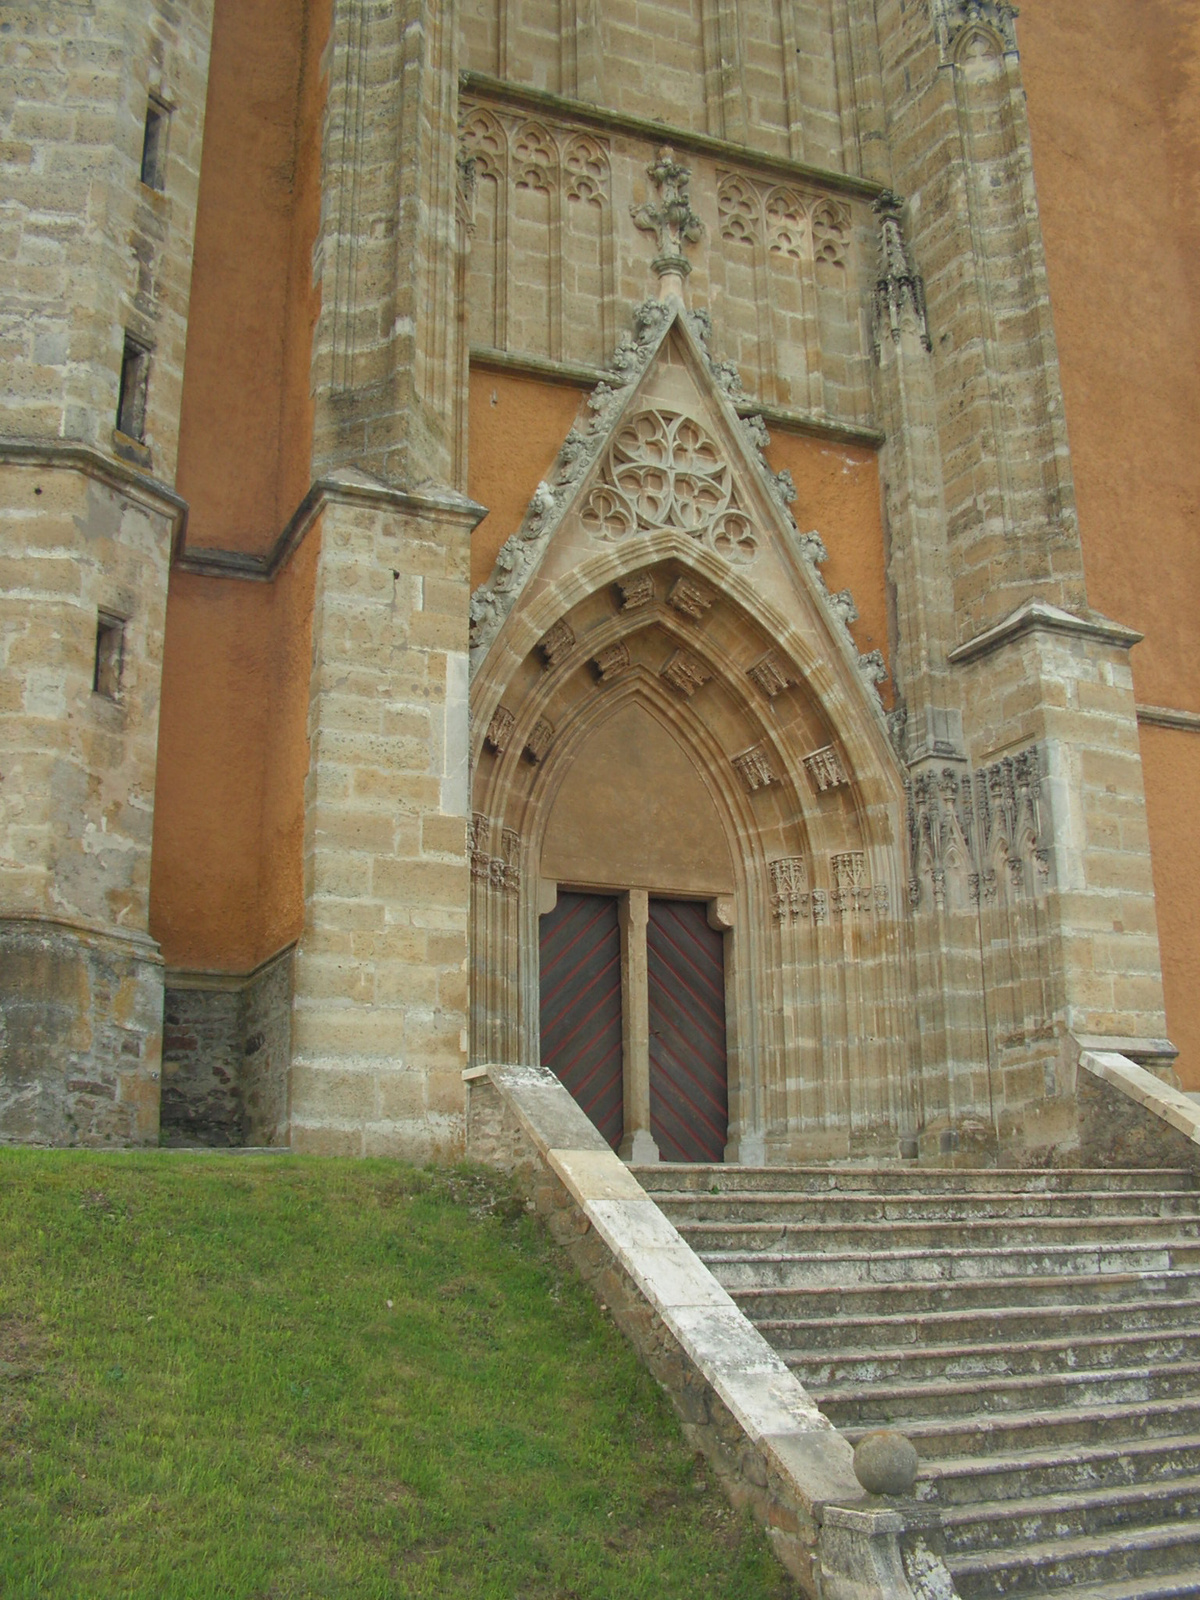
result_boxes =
[1045,1578,1200,1600]
[727,1267,1200,1320]
[633,1162,1200,1598]
[921,1432,1200,1506]
[947,1519,1200,1598]
[754,1293,1200,1351]
[674,1214,1200,1252]
[706,1239,1200,1290]
[635,1164,1193,1195]
[649,1189,1200,1223]
[782,1324,1200,1385]
[813,1359,1200,1425]
[940,1474,1200,1553]
[848,1393,1200,1460]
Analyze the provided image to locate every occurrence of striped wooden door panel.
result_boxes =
[539,891,623,1150]
[647,898,728,1163]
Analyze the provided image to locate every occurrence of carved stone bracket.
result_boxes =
[591,641,631,682]
[615,572,655,610]
[733,745,776,793]
[667,575,716,621]
[804,744,849,793]
[747,651,796,698]
[524,718,554,764]
[660,650,711,697]
[538,619,575,667]
[485,705,515,753]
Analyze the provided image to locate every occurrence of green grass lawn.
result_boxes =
[0,1151,792,1599]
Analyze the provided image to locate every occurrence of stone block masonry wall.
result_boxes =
[0,457,179,1142]
[0,0,214,478]
[0,920,161,1146]
[459,0,849,170]
[949,613,1170,1151]
[0,461,176,934]
[288,487,482,1158]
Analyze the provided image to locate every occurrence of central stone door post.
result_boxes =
[618,889,659,1162]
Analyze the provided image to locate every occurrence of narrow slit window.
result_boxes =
[140,97,170,190]
[93,612,126,700]
[116,334,151,441]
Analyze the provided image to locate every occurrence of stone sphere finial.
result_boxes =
[853,1430,920,1498]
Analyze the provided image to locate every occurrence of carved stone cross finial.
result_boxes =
[630,146,703,296]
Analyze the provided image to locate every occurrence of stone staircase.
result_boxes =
[634,1162,1200,1599]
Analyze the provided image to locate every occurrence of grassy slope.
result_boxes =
[0,1152,792,1600]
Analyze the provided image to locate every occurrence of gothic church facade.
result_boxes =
[2,0,1198,1162]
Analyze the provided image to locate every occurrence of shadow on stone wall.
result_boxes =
[161,944,293,1147]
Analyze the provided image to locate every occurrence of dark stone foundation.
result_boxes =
[161,945,293,1146]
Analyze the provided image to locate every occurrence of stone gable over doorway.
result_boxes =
[468,300,917,1163]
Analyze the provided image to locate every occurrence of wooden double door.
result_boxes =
[539,890,728,1162]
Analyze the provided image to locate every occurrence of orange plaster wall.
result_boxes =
[174,0,330,550]
[469,367,588,589]
[763,433,889,693]
[151,0,329,971]
[1138,726,1200,1088]
[150,531,318,972]
[1021,2,1200,1081]
[1021,0,1200,711]
[468,369,889,692]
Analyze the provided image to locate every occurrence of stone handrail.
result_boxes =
[1077,1048,1200,1170]
[464,1061,958,1600]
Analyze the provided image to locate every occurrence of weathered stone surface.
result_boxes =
[466,1063,949,1600]
[0,919,161,1146]
[854,1432,920,1499]
[161,944,293,1147]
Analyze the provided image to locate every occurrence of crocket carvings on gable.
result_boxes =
[467,298,890,723]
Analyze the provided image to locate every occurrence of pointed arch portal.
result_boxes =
[468,303,915,1162]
